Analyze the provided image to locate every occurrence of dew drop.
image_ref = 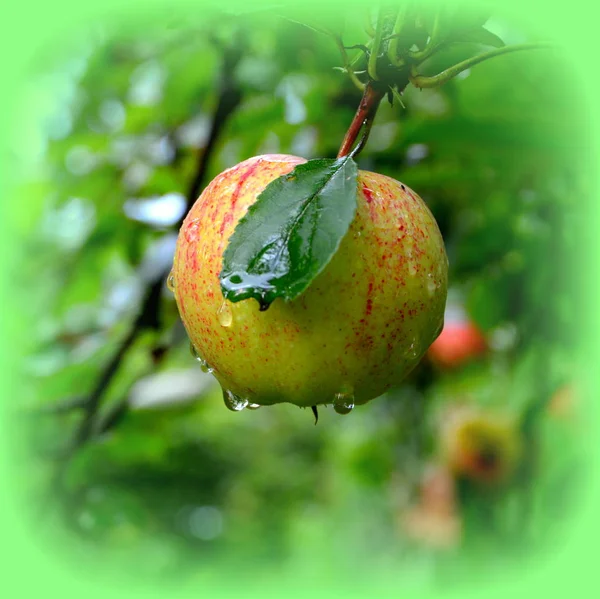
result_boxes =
[190,342,214,373]
[426,273,437,296]
[199,361,214,374]
[405,247,416,275]
[167,271,176,292]
[185,218,201,243]
[333,386,355,415]
[404,341,419,359]
[223,389,248,412]
[217,301,233,327]
[247,403,261,410]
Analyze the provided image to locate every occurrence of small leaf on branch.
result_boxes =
[220,156,358,310]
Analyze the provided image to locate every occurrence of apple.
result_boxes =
[440,406,522,485]
[170,154,448,411]
[427,318,487,369]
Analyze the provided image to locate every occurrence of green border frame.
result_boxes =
[1,0,598,597]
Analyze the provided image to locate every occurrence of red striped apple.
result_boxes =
[170,154,448,412]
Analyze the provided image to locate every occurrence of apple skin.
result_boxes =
[427,320,487,369]
[171,154,448,408]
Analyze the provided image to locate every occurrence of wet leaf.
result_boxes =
[220,156,358,309]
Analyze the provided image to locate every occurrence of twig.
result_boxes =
[333,36,366,91]
[36,396,87,414]
[410,43,552,89]
[71,326,139,449]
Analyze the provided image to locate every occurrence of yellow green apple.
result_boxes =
[171,154,448,412]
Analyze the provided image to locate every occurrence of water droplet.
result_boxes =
[405,247,416,275]
[185,218,201,243]
[426,273,437,296]
[333,386,355,415]
[247,403,261,410]
[190,342,214,373]
[167,271,176,292]
[404,342,419,359]
[217,301,233,327]
[223,389,248,412]
[199,361,214,374]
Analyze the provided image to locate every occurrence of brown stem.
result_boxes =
[337,81,386,158]
[348,110,377,160]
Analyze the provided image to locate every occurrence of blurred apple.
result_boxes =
[440,405,522,485]
[428,307,487,368]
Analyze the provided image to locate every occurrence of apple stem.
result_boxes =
[337,80,386,159]
[311,405,319,425]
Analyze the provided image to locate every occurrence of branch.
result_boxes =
[71,326,138,449]
[333,35,366,92]
[337,80,386,159]
[65,43,244,452]
[185,43,243,211]
[36,395,87,414]
[367,9,385,81]
[387,4,408,66]
[410,43,552,89]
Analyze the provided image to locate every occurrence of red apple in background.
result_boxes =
[170,154,448,412]
[428,304,487,368]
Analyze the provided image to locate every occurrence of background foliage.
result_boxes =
[14,4,588,591]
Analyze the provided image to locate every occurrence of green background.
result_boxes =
[1,0,599,597]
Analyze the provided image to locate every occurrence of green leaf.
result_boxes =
[220,156,358,310]
[459,27,505,48]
